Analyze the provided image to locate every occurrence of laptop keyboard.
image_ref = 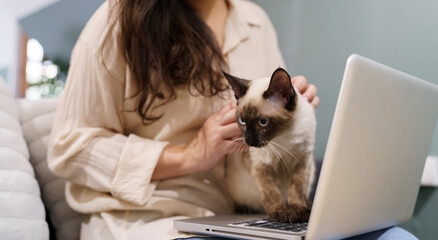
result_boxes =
[230,219,308,233]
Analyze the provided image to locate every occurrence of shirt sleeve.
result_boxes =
[48,35,168,205]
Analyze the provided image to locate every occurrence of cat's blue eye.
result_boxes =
[259,118,269,127]
[238,117,246,126]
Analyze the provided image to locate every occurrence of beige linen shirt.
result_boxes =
[48,0,285,232]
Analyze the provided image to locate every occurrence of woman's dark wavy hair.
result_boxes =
[116,0,228,124]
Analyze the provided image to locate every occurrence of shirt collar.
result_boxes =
[222,0,262,55]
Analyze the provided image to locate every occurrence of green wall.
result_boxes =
[252,0,438,159]
[19,0,105,64]
[253,1,438,239]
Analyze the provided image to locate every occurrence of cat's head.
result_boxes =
[223,68,297,147]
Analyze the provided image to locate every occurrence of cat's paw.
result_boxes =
[268,204,311,223]
[288,204,311,222]
[268,207,300,223]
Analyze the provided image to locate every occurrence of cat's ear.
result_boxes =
[223,71,249,100]
[263,68,296,111]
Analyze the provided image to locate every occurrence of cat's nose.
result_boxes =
[245,135,260,147]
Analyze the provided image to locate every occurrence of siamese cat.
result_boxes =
[218,68,316,223]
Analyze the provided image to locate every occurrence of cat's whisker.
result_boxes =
[224,141,237,152]
[261,141,272,159]
[264,141,275,160]
[237,140,248,152]
[270,140,301,164]
[225,137,246,153]
[267,142,291,176]
[270,141,292,176]
[266,142,279,161]
[235,141,250,158]
[238,138,250,152]
[265,142,278,164]
[274,146,291,177]
[265,142,288,175]
[231,137,245,143]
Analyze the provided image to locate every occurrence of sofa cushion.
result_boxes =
[0,77,49,240]
[16,97,83,240]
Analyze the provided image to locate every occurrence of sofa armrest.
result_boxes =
[0,77,49,239]
[16,97,83,240]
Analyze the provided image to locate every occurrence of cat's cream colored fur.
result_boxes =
[216,74,316,222]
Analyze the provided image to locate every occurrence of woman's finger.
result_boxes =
[310,96,320,109]
[218,106,237,125]
[303,84,317,103]
[223,139,248,153]
[221,122,241,139]
[215,102,235,121]
[291,75,307,93]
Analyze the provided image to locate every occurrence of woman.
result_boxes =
[48,0,414,239]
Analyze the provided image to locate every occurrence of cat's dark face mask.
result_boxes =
[237,107,289,147]
[237,108,272,147]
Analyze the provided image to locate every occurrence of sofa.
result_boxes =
[2,74,437,239]
[0,77,83,240]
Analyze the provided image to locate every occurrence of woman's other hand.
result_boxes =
[291,75,320,109]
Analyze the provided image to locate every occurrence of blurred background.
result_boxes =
[0,0,104,99]
[0,0,437,238]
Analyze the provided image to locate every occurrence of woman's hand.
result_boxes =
[292,75,320,109]
[185,102,246,172]
[152,102,246,180]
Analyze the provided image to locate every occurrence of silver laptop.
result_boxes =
[174,54,438,240]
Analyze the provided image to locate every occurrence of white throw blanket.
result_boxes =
[0,78,49,240]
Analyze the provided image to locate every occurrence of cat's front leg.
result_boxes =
[287,162,312,222]
[251,163,300,223]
